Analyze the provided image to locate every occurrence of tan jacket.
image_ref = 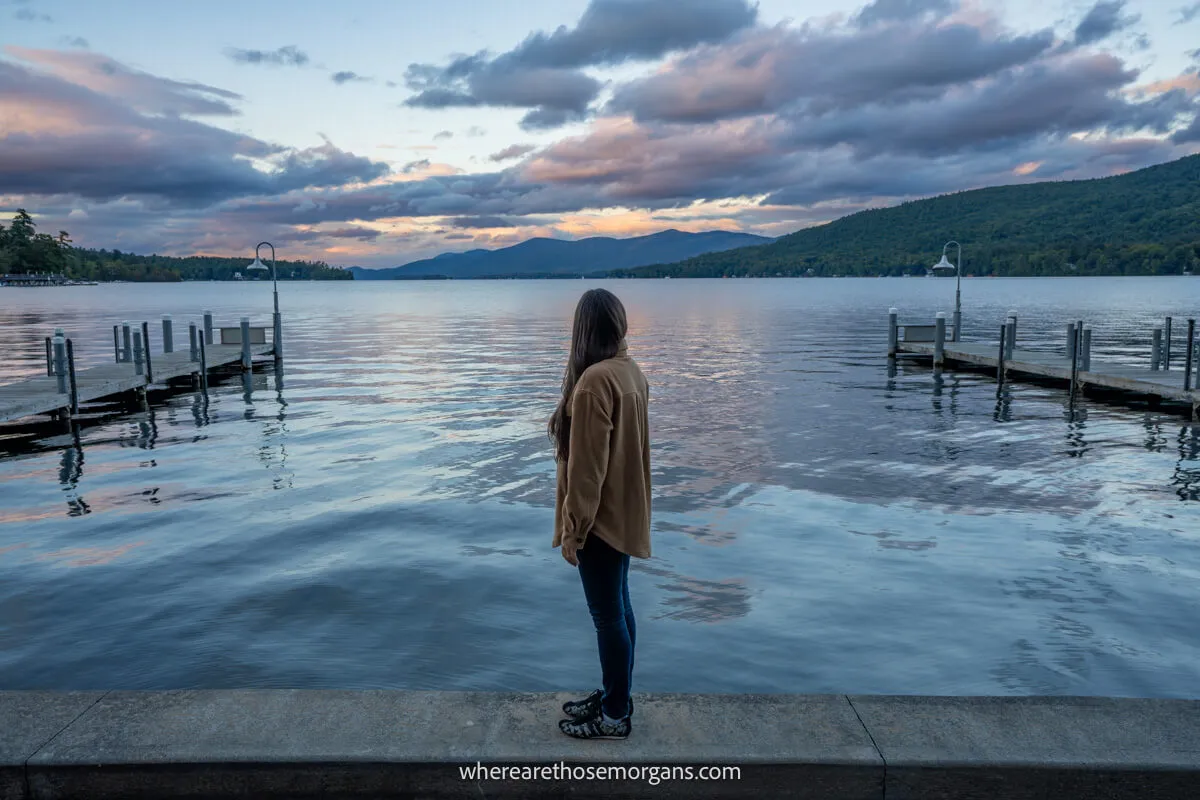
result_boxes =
[553,342,651,559]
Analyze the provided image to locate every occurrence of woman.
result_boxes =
[550,288,651,741]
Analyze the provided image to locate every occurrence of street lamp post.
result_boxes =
[247,241,281,358]
[931,241,962,342]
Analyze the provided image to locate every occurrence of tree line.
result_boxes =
[0,210,353,282]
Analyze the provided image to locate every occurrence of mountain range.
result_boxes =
[348,229,772,279]
[615,155,1200,279]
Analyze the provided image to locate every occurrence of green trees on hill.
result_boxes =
[614,155,1200,278]
[0,210,73,275]
[0,209,353,282]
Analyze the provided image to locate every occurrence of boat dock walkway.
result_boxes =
[891,310,1200,415]
[0,315,277,425]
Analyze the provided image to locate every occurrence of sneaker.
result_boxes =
[562,689,603,720]
[558,708,630,740]
[562,690,635,720]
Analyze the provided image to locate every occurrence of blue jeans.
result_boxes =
[576,534,636,720]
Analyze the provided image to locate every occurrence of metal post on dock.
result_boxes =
[45,336,53,376]
[189,322,199,363]
[934,312,946,368]
[133,330,144,377]
[162,315,174,353]
[1152,328,1163,371]
[121,322,133,363]
[1081,327,1092,372]
[1184,319,1196,393]
[66,338,79,416]
[1069,323,1081,406]
[240,316,252,371]
[997,323,1007,385]
[1164,317,1173,370]
[52,334,68,394]
[1194,329,1200,394]
[888,308,899,358]
[1006,311,1017,355]
[198,330,209,395]
[141,321,154,384]
[1067,322,1077,360]
[113,325,121,364]
[203,310,214,345]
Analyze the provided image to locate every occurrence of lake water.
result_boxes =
[1,277,1198,697]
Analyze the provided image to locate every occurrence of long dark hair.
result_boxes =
[549,289,628,463]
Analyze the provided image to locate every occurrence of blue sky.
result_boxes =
[2,0,1198,267]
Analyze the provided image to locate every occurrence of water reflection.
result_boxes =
[3,279,1200,696]
[1171,425,1200,501]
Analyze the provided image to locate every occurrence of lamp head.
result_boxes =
[247,256,268,272]
[931,254,955,272]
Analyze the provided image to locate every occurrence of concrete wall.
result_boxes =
[2,692,1198,799]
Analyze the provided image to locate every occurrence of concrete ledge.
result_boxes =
[2,692,1197,799]
[847,695,1200,800]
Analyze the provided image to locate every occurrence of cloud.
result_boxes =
[450,216,518,228]
[331,70,371,84]
[609,22,1056,124]
[433,130,454,140]
[0,53,389,205]
[7,47,242,117]
[15,7,51,22]
[60,37,90,49]
[489,143,537,161]
[444,232,474,240]
[854,0,953,28]
[1073,1,1139,46]
[225,46,309,67]
[402,0,756,129]
[504,0,757,69]
[465,125,487,137]
[406,59,602,131]
[401,158,432,173]
[1176,3,1200,25]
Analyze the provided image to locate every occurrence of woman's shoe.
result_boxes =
[563,690,634,720]
[562,689,603,720]
[558,708,631,740]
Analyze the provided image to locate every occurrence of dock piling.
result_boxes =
[1185,319,1196,392]
[133,330,144,377]
[112,325,121,364]
[1165,317,1173,369]
[141,321,154,383]
[162,315,174,353]
[1152,328,1163,370]
[203,310,214,345]
[52,335,68,394]
[1006,312,1017,355]
[45,336,53,376]
[1075,323,1084,402]
[934,312,946,368]
[1082,327,1092,372]
[189,323,199,363]
[121,322,132,364]
[240,317,252,371]
[997,323,1007,384]
[1067,322,1077,359]
[198,331,209,395]
[888,308,898,358]
[66,338,79,416]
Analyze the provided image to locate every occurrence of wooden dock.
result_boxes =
[1,317,277,425]
[897,340,1199,407]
